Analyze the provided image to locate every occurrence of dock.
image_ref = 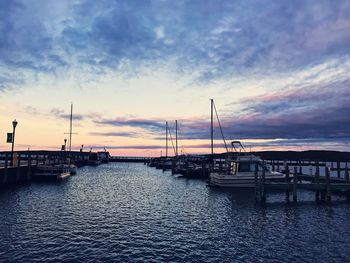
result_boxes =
[255,161,350,203]
[0,150,104,188]
[109,156,151,163]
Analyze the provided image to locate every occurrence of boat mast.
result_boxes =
[69,103,73,153]
[175,120,178,157]
[211,99,214,166]
[166,121,168,158]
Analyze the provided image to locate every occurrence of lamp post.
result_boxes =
[10,119,18,166]
[64,138,67,151]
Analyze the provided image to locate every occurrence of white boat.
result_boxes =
[34,164,71,181]
[209,154,286,188]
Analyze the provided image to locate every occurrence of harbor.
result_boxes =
[2,0,350,262]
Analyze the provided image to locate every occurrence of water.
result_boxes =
[1,163,350,262]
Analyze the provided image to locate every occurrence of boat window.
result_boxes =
[230,162,237,175]
[238,162,255,172]
[258,163,269,171]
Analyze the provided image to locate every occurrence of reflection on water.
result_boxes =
[0,163,350,262]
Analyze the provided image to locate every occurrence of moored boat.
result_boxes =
[33,164,71,181]
[209,154,286,188]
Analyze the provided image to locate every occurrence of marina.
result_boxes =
[1,1,350,261]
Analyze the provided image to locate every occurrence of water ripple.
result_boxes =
[1,163,350,262]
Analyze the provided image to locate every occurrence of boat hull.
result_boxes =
[33,165,71,182]
[209,172,286,188]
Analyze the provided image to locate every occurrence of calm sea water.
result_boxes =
[1,163,350,262]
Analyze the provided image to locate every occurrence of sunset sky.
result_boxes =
[1,0,349,156]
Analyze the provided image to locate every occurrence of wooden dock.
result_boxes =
[255,161,350,203]
[0,150,106,188]
[109,156,151,163]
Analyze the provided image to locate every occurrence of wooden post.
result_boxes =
[36,154,39,165]
[315,161,320,201]
[285,162,290,201]
[345,163,349,183]
[254,163,259,200]
[3,154,8,185]
[276,161,280,172]
[201,161,205,178]
[325,167,331,202]
[16,153,21,182]
[186,161,189,177]
[293,166,298,202]
[336,161,341,178]
[272,160,275,172]
[298,161,302,175]
[27,152,31,180]
[261,162,266,202]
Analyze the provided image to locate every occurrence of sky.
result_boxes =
[0,0,350,156]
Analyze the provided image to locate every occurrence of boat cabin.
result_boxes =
[227,155,268,175]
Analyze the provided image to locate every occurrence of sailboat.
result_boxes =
[67,103,77,175]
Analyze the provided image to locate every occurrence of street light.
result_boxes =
[10,119,18,166]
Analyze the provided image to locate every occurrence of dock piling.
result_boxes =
[3,154,8,185]
[345,163,349,183]
[293,166,298,202]
[298,161,302,175]
[325,167,331,202]
[16,154,21,183]
[285,162,290,201]
[337,161,341,178]
[254,163,259,201]
[261,162,266,202]
[315,161,320,201]
[27,153,32,180]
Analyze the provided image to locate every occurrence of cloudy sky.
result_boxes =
[1,0,349,156]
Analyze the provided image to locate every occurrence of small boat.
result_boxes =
[33,164,71,181]
[209,153,286,188]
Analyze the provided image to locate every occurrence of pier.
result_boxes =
[109,156,151,163]
[0,150,99,188]
[255,160,350,203]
